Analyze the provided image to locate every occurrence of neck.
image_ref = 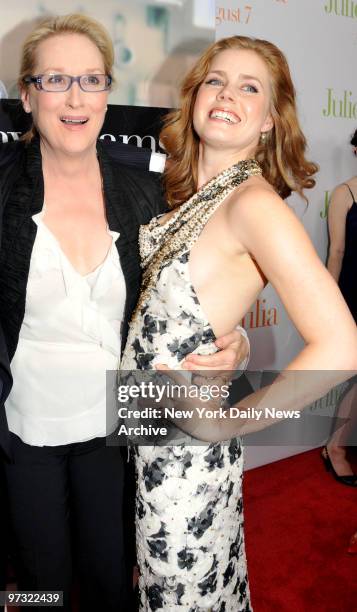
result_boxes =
[40,140,99,181]
[197,143,255,189]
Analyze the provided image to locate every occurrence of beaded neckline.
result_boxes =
[146,158,260,230]
[132,158,262,322]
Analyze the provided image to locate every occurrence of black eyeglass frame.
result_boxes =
[23,74,112,92]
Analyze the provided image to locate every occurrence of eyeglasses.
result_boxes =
[23,74,112,92]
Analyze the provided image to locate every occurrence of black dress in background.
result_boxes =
[335,183,357,450]
[338,184,357,323]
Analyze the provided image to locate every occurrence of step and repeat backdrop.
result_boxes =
[0,0,215,106]
[0,0,355,467]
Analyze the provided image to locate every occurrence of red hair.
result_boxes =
[160,36,318,207]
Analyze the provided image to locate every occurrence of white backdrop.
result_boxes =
[0,0,214,105]
[215,0,357,467]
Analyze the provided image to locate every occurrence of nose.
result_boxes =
[217,84,235,102]
[65,81,84,107]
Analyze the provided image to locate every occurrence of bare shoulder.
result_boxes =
[227,175,292,225]
[330,179,356,211]
[331,178,356,199]
[344,174,357,185]
[225,175,312,258]
[345,176,357,194]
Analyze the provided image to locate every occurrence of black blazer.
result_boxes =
[0,144,17,456]
[0,138,167,457]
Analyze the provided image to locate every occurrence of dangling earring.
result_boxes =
[260,132,267,144]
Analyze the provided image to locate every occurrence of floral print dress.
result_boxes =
[121,161,261,611]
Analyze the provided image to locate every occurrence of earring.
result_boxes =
[260,132,267,144]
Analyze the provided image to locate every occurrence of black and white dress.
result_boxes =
[121,161,262,611]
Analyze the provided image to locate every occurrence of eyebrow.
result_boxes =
[239,73,263,86]
[208,69,263,87]
[39,67,105,73]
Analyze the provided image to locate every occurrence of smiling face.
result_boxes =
[193,48,274,159]
[21,33,109,157]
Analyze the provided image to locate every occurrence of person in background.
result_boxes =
[0,14,248,612]
[322,128,357,486]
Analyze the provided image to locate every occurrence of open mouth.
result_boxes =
[209,109,239,124]
[60,116,89,125]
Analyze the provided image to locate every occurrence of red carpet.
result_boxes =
[244,448,357,612]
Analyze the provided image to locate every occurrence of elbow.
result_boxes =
[344,326,357,371]
[340,357,357,373]
[335,341,357,372]
[328,249,345,265]
[309,332,357,372]
[332,248,345,257]
[331,314,357,371]
[351,348,357,372]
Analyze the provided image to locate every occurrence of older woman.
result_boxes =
[120,36,357,610]
[0,14,247,612]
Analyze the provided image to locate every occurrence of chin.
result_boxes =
[204,134,237,149]
[60,136,97,156]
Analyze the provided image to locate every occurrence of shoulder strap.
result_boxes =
[343,183,355,202]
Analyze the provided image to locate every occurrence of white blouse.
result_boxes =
[5,213,126,446]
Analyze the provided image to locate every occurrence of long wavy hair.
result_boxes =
[18,13,114,143]
[160,36,318,207]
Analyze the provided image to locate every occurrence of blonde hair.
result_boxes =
[160,36,318,206]
[19,13,114,143]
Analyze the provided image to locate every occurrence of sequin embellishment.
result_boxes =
[132,159,262,322]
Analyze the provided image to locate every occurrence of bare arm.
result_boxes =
[232,186,356,371]
[326,184,350,281]
[167,186,357,441]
